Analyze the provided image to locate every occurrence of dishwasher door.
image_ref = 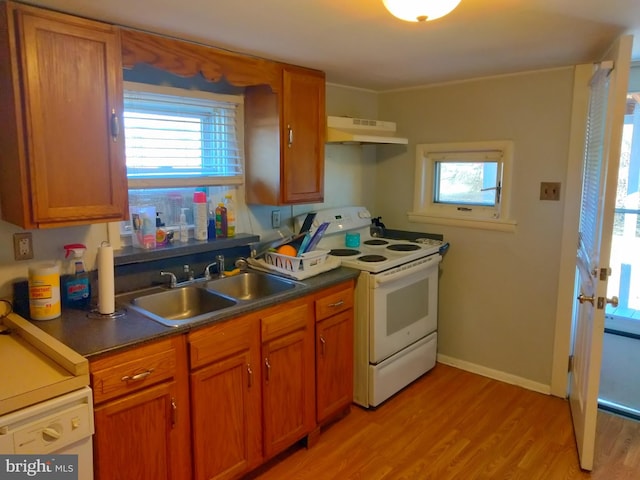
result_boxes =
[0,386,94,480]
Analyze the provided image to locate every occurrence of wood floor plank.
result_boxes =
[247,364,640,480]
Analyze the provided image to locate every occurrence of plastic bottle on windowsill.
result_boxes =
[193,191,208,241]
[224,194,235,237]
[215,201,227,238]
[179,208,189,243]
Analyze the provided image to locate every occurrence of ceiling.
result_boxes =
[24,0,640,91]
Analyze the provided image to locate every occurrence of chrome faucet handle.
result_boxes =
[160,271,177,288]
[216,254,225,278]
[183,264,194,281]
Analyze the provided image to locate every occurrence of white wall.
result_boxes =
[374,68,576,388]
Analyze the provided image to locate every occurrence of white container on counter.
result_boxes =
[28,262,61,320]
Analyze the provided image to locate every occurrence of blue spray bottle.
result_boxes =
[62,243,91,309]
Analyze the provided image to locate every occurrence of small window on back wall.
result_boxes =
[409,140,516,232]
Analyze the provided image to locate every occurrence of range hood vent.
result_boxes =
[326,116,409,145]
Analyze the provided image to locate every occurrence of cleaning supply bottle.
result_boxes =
[193,191,208,241]
[179,208,189,243]
[224,194,236,237]
[62,243,91,309]
[215,201,227,238]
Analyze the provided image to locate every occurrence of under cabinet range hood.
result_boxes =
[326,116,409,145]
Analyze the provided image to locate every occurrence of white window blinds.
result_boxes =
[123,82,244,188]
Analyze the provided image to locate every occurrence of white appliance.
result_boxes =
[0,387,94,480]
[326,116,409,145]
[296,206,444,407]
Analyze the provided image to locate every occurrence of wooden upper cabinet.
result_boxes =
[245,66,326,205]
[0,2,128,228]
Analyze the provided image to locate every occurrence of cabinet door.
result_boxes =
[316,310,354,423]
[281,67,325,204]
[15,6,127,226]
[261,302,315,459]
[94,381,181,480]
[190,350,262,480]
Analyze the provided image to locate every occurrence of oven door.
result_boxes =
[370,254,441,364]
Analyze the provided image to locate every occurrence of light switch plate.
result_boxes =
[13,232,34,260]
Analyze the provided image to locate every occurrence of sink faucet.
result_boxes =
[204,255,226,280]
[160,271,177,288]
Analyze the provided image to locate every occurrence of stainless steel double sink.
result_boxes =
[117,271,305,327]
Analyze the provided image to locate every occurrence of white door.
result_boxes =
[569,35,632,471]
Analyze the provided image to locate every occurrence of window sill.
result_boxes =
[407,211,517,233]
[113,233,260,267]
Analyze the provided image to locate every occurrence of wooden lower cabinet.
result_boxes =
[93,382,180,479]
[91,336,191,480]
[315,281,355,424]
[90,281,354,479]
[261,299,316,459]
[188,314,262,480]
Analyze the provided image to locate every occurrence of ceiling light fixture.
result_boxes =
[382,0,462,22]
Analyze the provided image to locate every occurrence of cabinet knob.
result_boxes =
[110,108,119,142]
[120,369,153,383]
[264,357,271,382]
[287,125,293,148]
[320,335,326,356]
[171,397,177,429]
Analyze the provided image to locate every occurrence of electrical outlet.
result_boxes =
[271,210,281,229]
[540,182,561,201]
[13,232,34,260]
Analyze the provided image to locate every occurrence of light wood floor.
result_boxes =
[248,364,640,479]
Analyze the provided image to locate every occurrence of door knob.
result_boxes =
[577,293,595,305]
[605,296,619,308]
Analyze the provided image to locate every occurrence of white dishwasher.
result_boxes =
[0,386,94,480]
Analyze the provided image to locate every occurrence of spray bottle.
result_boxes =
[62,243,91,309]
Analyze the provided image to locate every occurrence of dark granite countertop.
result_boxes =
[31,266,360,360]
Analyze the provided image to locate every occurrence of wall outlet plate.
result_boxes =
[13,232,34,260]
[540,182,561,201]
[271,210,281,229]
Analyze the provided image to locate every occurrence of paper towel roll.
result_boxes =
[97,243,115,315]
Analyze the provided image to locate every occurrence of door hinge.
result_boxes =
[599,268,611,281]
[568,355,574,373]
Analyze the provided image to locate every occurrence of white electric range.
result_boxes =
[295,206,446,408]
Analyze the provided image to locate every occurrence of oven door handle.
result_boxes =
[374,255,440,286]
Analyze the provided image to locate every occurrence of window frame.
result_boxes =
[123,81,245,189]
[409,140,517,232]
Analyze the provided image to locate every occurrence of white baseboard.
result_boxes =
[437,354,551,395]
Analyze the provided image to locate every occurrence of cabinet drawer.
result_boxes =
[188,315,256,369]
[91,338,178,404]
[315,283,354,321]
[261,301,311,342]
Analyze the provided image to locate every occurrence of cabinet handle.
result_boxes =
[265,357,271,383]
[110,108,119,142]
[328,300,344,308]
[247,364,253,388]
[320,335,326,356]
[120,369,153,383]
[287,125,293,148]
[171,397,177,429]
